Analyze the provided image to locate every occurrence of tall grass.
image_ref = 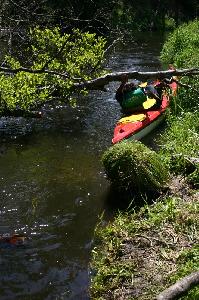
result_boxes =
[161,19,199,112]
[159,112,199,179]
[159,19,199,186]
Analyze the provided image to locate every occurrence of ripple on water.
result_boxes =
[0,33,164,299]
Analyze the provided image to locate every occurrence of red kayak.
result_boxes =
[112,81,177,144]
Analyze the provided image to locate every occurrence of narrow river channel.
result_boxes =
[0,32,165,299]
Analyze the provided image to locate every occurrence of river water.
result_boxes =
[0,32,165,299]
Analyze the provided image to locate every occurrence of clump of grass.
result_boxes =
[102,140,169,197]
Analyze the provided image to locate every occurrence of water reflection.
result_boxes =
[0,34,164,299]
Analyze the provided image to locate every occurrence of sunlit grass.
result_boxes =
[158,111,199,187]
[90,193,199,299]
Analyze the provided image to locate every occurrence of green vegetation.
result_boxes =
[90,19,199,299]
[0,2,199,116]
[1,0,199,36]
[102,141,169,196]
[159,112,199,187]
[161,20,199,68]
[0,27,106,115]
[161,19,199,111]
[160,19,199,187]
[91,193,199,299]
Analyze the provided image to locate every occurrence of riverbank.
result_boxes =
[89,111,199,299]
[90,175,199,299]
[90,20,199,299]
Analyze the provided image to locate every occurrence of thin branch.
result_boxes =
[0,66,69,78]
[9,0,51,17]
[156,271,199,300]
[104,37,122,55]
[173,78,199,94]
[88,37,122,76]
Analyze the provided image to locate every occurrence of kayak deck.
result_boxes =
[112,94,169,144]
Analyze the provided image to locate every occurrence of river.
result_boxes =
[0,32,165,300]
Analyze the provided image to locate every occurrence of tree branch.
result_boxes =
[0,66,199,91]
[173,78,199,94]
[0,66,69,78]
[156,271,199,300]
[73,68,199,90]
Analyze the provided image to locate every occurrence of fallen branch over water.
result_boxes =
[73,68,199,90]
[1,66,199,91]
[156,271,199,300]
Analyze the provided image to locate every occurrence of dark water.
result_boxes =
[0,32,165,299]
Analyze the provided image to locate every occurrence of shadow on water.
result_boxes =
[0,32,166,299]
[102,186,143,221]
[103,181,162,223]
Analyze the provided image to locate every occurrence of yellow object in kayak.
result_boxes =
[139,82,148,87]
[118,114,146,124]
[143,98,156,109]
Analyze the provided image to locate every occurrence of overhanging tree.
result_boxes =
[0,27,107,116]
[0,24,199,117]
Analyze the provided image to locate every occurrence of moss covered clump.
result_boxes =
[102,140,169,196]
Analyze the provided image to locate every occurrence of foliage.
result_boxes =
[0,27,106,115]
[161,19,199,112]
[161,20,199,68]
[158,112,199,184]
[159,20,199,187]
[1,0,199,47]
[164,17,176,30]
[102,140,169,196]
[111,0,166,31]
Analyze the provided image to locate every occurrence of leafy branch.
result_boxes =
[0,25,198,118]
[1,66,199,89]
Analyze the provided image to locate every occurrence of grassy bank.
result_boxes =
[90,183,199,299]
[89,111,199,300]
[158,111,199,189]
[90,20,199,299]
[89,110,199,299]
